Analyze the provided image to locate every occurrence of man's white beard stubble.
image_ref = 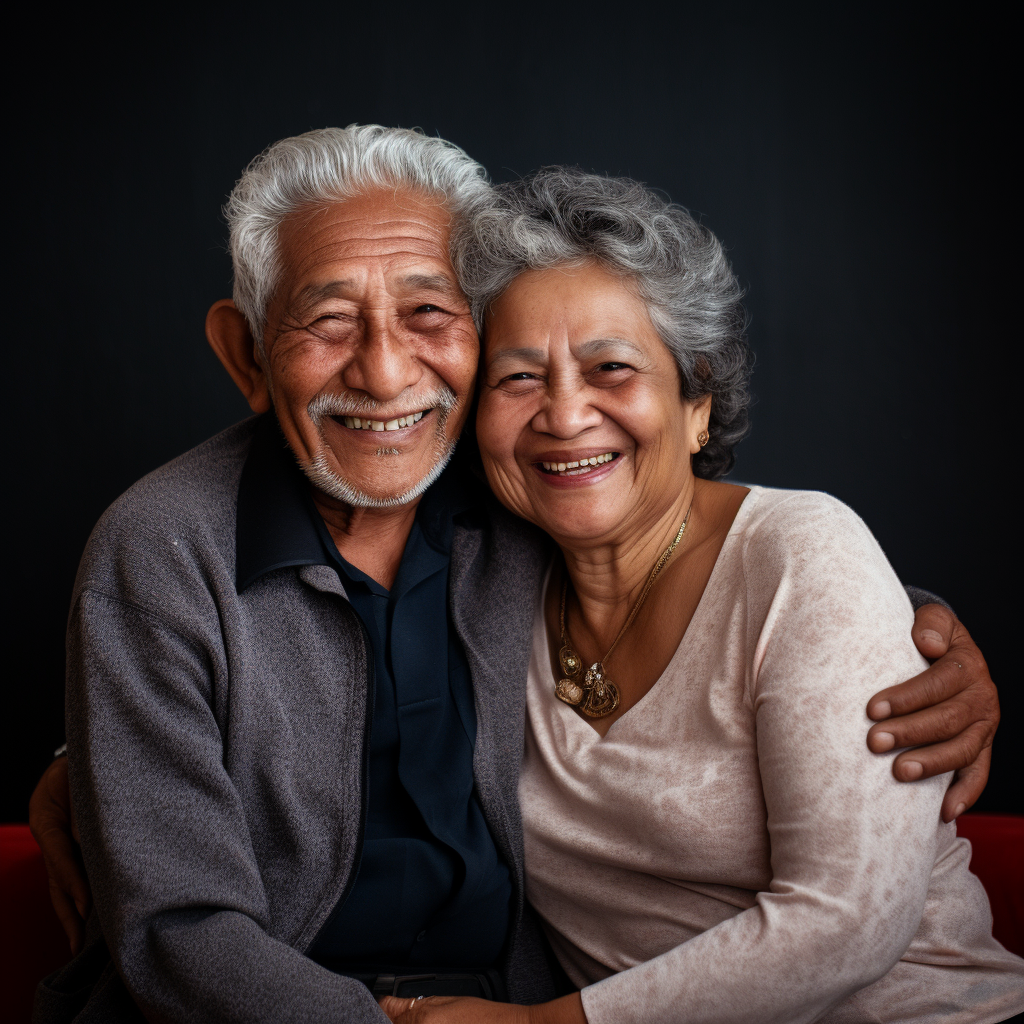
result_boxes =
[302,386,459,508]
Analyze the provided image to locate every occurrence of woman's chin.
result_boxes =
[526,495,633,547]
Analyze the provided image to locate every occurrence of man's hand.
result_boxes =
[867,604,999,823]
[28,756,91,954]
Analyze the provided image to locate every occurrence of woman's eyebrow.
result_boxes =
[487,346,548,364]
[574,337,646,359]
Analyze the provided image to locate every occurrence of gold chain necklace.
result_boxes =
[555,504,693,718]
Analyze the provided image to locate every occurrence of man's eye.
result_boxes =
[414,304,446,314]
[306,314,352,335]
[598,362,629,371]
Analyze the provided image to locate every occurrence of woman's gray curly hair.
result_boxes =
[453,167,752,479]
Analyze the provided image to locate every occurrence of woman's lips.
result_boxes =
[530,450,621,485]
[539,451,618,475]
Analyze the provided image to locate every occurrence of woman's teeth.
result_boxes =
[341,410,426,432]
[540,453,617,476]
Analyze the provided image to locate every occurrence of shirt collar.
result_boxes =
[235,414,483,593]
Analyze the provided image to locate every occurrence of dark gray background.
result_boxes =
[8,5,1015,819]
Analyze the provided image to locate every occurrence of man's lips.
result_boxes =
[332,408,430,433]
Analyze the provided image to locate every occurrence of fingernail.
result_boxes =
[920,629,943,644]
[874,732,895,751]
[872,701,891,719]
[901,761,924,780]
[954,803,966,819]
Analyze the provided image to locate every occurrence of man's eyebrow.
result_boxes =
[293,274,461,307]
[397,273,461,295]
[293,280,354,306]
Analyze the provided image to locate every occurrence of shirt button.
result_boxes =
[416,931,427,943]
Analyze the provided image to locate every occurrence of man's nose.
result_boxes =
[530,381,603,439]
[341,318,422,402]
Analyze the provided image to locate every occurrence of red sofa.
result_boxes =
[2,815,1021,1023]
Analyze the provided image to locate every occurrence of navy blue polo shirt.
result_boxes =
[235,415,512,973]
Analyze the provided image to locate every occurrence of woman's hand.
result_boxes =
[867,604,999,822]
[28,756,91,954]
[378,993,585,1024]
[379,996,527,1023]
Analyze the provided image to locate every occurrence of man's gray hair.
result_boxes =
[225,125,492,350]
[454,167,752,479]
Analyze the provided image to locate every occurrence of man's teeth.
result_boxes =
[541,453,617,475]
[341,411,426,431]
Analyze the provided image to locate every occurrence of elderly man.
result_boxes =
[32,126,998,1023]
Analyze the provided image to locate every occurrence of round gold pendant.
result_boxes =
[555,677,584,706]
[559,645,582,677]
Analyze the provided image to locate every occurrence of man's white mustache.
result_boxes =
[307,387,457,424]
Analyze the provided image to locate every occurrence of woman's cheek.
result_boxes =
[480,453,530,520]
[477,392,519,463]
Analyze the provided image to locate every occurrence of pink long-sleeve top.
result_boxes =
[520,487,1024,1023]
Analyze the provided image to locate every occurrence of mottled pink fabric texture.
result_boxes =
[521,487,1024,1023]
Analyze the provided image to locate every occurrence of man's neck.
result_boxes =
[311,489,420,590]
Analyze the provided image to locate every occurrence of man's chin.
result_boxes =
[302,444,456,509]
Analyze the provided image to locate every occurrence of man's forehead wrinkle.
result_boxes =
[384,185,454,226]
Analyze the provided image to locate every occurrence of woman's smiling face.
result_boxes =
[476,261,710,548]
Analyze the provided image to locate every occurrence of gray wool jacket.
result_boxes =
[37,418,557,1023]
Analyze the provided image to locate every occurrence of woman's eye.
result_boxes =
[598,362,629,371]
[492,371,541,389]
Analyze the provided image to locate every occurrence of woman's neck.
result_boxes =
[559,479,698,645]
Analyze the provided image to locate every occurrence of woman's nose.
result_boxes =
[341,318,422,402]
[531,381,603,438]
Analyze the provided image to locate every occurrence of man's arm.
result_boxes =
[868,603,999,823]
[28,755,90,954]
[64,586,385,1023]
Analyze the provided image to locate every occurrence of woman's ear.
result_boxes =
[690,394,713,453]
[205,300,271,413]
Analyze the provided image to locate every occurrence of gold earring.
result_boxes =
[697,430,709,448]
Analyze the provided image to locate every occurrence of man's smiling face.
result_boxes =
[259,188,479,507]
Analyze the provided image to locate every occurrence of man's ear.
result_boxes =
[205,300,271,413]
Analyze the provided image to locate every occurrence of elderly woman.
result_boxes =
[381,169,1024,1023]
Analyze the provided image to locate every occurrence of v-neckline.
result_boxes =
[538,486,762,739]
